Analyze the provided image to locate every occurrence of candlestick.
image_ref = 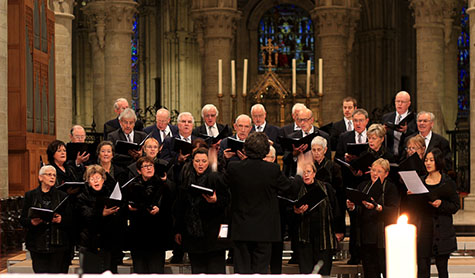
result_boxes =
[292,59,296,97]
[318,58,323,96]
[242,59,248,97]
[385,215,417,278]
[231,60,236,97]
[218,59,223,97]
[306,60,311,97]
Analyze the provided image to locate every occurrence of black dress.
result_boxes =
[126,175,173,274]
[174,167,230,274]
[20,186,71,273]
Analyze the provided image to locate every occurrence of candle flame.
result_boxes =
[397,214,408,224]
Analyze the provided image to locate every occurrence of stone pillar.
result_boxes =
[311,1,360,123]
[410,0,449,135]
[50,0,74,142]
[463,0,475,210]
[191,1,240,124]
[0,0,7,198]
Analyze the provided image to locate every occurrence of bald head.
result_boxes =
[70,125,86,143]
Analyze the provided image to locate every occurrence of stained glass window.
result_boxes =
[457,5,469,119]
[131,13,139,110]
[258,4,314,73]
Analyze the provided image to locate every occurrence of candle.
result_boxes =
[318,58,323,96]
[242,59,248,97]
[292,59,296,97]
[385,215,417,278]
[306,60,311,97]
[218,59,222,97]
[231,60,236,97]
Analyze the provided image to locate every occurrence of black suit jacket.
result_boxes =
[224,158,291,242]
[192,123,228,137]
[160,134,199,164]
[330,119,348,151]
[381,111,417,159]
[251,124,283,155]
[106,128,148,145]
[143,124,179,145]
[104,118,144,139]
[279,123,299,138]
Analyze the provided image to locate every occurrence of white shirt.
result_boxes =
[255,122,267,132]
[207,123,219,137]
[354,129,367,143]
[421,131,432,149]
[125,130,135,142]
[160,125,172,142]
[180,135,192,142]
[302,126,315,137]
[344,118,353,131]
[294,122,301,131]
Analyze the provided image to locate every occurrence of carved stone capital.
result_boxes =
[105,1,138,33]
[49,0,75,19]
[191,8,241,41]
[409,0,446,28]
[82,2,107,49]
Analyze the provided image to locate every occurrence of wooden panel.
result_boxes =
[7,49,20,89]
[7,151,27,196]
[8,90,22,132]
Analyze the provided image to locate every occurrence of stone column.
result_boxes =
[191,2,240,124]
[410,0,449,134]
[50,0,74,142]
[0,0,7,198]
[83,2,106,131]
[311,1,360,123]
[463,0,475,210]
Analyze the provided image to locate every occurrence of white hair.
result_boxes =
[417,111,435,121]
[177,112,195,124]
[311,136,327,149]
[39,165,56,176]
[201,104,219,118]
[292,103,306,115]
[234,114,252,124]
[156,108,170,119]
[114,98,128,109]
[118,108,137,121]
[250,103,266,114]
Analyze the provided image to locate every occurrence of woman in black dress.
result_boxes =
[408,148,460,278]
[20,165,71,273]
[46,140,82,191]
[76,165,125,273]
[346,158,399,278]
[174,147,230,274]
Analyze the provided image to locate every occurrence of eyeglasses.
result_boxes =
[141,164,154,169]
[89,176,102,182]
[73,135,86,140]
[395,100,409,104]
[303,170,314,175]
[296,117,312,123]
[42,173,56,177]
[406,146,421,151]
[179,120,193,124]
[353,118,367,123]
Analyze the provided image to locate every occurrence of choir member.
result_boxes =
[330,97,357,151]
[20,165,71,273]
[404,134,426,161]
[192,104,230,144]
[104,98,144,139]
[46,140,82,190]
[250,104,282,155]
[143,108,179,145]
[160,112,198,164]
[279,103,306,137]
[127,137,162,179]
[97,141,128,190]
[219,114,252,164]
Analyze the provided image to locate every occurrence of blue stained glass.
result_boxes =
[131,10,139,110]
[457,5,469,119]
[258,4,315,72]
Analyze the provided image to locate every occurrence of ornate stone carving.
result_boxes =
[409,0,445,27]
[191,9,241,40]
[105,2,138,33]
[83,2,107,49]
[49,0,75,19]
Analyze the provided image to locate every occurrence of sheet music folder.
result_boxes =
[28,195,69,222]
[278,133,318,152]
[278,185,327,212]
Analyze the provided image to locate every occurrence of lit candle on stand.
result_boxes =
[231,60,236,97]
[218,59,223,97]
[306,60,311,97]
[292,59,296,97]
[318,58,323,96]
[385,215,417,278]
[242,59,248,97]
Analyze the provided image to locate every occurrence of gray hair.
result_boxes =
[70,125,85,135]
[311,136,327,149]
[417,111,435,122]
[235,114,252,124]
[201,104,219,118]
[156,108,170,119]
[114,98,128,109]
[367,123,386,138]
[292,103,306,115]
[250,103,266,114]
[39,165,56,176]
[119,108,137,121]
[352,108,368,119]
[177,112,195,124]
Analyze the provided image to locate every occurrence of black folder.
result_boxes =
[66,142,98,162]
[115,133,152,155]
[105,198,123,208]
[56,182,86,195]
[28,195,69,222]
[197,125,233,145]
[385,112,415,131]
[278,185,327,212]
[173,137,193,155]
[155,159,170,178]
[399,153,425,172]
[278,133,318,152]
[226,137,245,152]
[346,188,375,206]
[346,143,369,156]
[350,152,376,172]
[191,184,214,196]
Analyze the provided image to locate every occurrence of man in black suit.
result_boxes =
[219,114,252,164]
[330,97,357,151]
[224,132,292,274]
[143,108,178,145]
[160,112,198,164]
[335,108,370,265]
[382,91,417,160]
[192,104,230,140]
[279,103,306,137]
[107,108,148,166]
[282,108,331,177]
[405,111,452,169]
[103,98,144,139]
[250,104,282,155]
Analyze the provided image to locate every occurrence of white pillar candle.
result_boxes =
[218,59,223,97]
[292,59,297,97]
[385,215,417,278]
[318,58,323,96]
[306,60,311,97]
[231,60,236,97]
[242,59,248,97]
